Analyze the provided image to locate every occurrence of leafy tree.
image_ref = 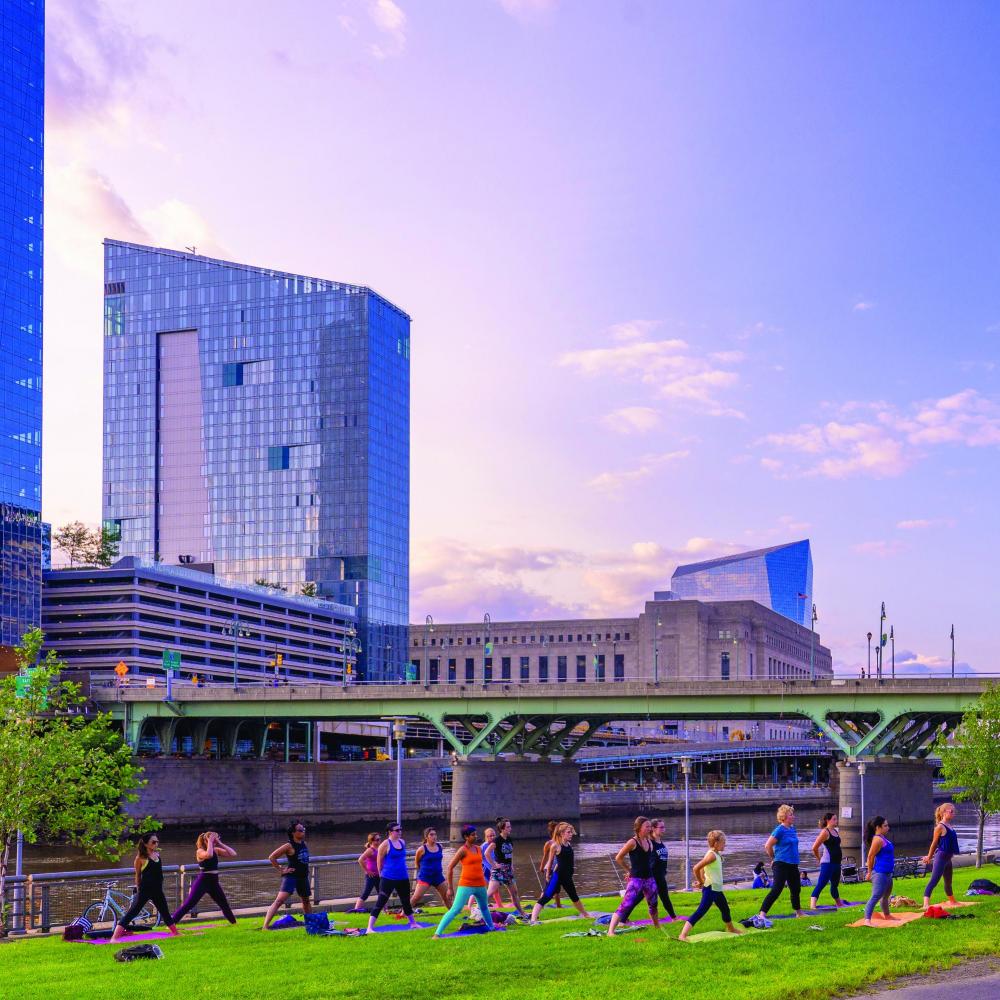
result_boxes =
[933,682,1000,867]
[92,525,120,567]
[300,582,318,597]
[53,521,92,567]
[0,629,154,935]
[254,577,287,592]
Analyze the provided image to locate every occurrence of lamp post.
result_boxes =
[653,617,662,684]
[482,612,491,687]
[809,603,817,682]
[393,718,406,827]
[890,626,895,680]
[680,756,693,890]
[424,614,434,685]
[224,615,252,690]
[342,628,360,688]
[857,759,867,862]
[877,602,886,680]
[950,624,955,679]
[866,632,872,679]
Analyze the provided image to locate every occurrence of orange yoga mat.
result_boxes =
[847,911,925,928]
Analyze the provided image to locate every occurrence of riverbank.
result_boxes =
[3,867,998,1000]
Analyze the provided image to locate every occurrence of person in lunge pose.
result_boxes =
[111,833,179,940]
[351,832,381,913]
[922,802,960,910]
[529,823,592,924]
[367,822,418,933]
[485,817,527,917]
[650,818,677,921]
[433,825,495,937]
[538,820,563,908]
[411,827,451,909]
[678,830,741,941]
[607,816,660,936]
[171,830,238,924]
[754,804,806,925]
[809,813,847,910]
[262,820,313,929]
[863,816,897,926]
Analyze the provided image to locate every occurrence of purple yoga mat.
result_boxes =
[82,931,186,946]
[439,924,507,938]
[371,921,434,933]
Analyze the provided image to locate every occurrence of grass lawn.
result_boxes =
[2,867,998,1000]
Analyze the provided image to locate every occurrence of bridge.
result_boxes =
[98,676,988,760]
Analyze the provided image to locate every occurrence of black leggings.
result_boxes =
[120,886,173,931]
[761,860,801,914]
[359,874,380,902]
[171,873,236,924]
[653,870,677,918]
[371,877,412,918]
[538,869,580,905]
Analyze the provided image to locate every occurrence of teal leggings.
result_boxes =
[435,885,494,935]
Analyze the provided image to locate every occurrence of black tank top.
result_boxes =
[628,839,654,879]
[497,836,514,864]
[825,832,843,866]
[290,839,310,879]
[556,843,574,878]
[139,855,163,891]
[199,851,219,873]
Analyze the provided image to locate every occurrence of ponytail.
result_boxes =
[866,816,886,842]
[819,812,835,828]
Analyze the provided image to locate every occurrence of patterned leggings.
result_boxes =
[614,877,658,921]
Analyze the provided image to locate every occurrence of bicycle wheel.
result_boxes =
[123,895,160,930]
[82,901,116,931]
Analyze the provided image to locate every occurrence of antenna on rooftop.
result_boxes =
[184,245,197,255]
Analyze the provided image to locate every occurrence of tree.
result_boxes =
[53,521,92,567]
[254,577,287,592]
[0,629,154,935]
[92,525,120,567]
[300,582,318,598]
[933,682,1000,867]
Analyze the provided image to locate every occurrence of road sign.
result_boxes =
[162,650,181,671]
[14,671,33,699]
[114,661,129,678]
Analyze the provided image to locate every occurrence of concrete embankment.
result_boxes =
[581,784,833,818]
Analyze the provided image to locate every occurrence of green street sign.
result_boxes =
[15,671,32,699]
[162,650,181,671]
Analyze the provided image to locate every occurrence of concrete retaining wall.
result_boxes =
[131,758,449,831]
[581,785,833,818]
[837,759,934,849]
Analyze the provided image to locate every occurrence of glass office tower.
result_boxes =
[0,1,44,665]
[102,241,409,680]
[669,540,813,626]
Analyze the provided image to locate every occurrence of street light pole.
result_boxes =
[482,612,491,687]
[890,626,895,680]
[681,756,692,891]
[809,603,817,682]
[857,760,867,863]
[653,617,662,684]
[866,632,872,679]
[393,719,406,828]
[424,614,434,685]
[226,615,252,690]
[950,624,955,679]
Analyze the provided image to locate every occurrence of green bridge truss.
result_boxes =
[100,678,989,761]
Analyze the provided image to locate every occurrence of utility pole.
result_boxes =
[810,603,817,682]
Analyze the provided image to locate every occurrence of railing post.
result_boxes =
[311,863,321,905]
[40,883,51,933]
[180,865,194,918]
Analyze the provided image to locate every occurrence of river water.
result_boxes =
[22,802,999,893]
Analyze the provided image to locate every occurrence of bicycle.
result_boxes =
[81,882,160,931]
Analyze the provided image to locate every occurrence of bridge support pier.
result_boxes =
[450,758,580,840]
[836,759,934,851]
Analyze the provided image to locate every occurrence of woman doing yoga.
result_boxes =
[650,818,677,921]
[485,818,526,916]
[863,816,897,926]
[755,804,806,924]
[367,822,418,933]
[262,820,313,930]
[529,823,591,924]
[922,802,960,910]
[111,833,179,940]
[411,827,451,909]
[538,820,562,908]
[607,816,660,936]
[678,830,741,942]
[171,830,238,925]
[351,832,381,913]
[433,825,495,937]
[809,813,847,910]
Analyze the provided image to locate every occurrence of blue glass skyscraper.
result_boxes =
[0,1,44,666]
[102,242,409,680]
[668,540,813,626]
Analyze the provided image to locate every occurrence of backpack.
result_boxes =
[968,878,999,894]
[304,912,332,935]
[115,944,164,962]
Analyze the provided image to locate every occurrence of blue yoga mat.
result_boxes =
[439,924,507,938]
[371,921,434,933]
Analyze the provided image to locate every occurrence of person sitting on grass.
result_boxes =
[678,829,741,942]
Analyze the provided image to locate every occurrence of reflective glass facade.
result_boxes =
[0,1,44,653]
[102,242,409,680]
[669,540,813,626]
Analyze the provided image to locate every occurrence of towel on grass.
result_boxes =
[684,928,760,944]
[847,912,924,928]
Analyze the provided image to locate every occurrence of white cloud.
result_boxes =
[853,301,875,312]
[851,540,906,558]
[600,406,661,434]
[896,518,955,531]
[759,389,1000,479]
[368,0,407,58]
[559,321,745,418]
[587,450,689,493]
[496,0,559,19]
[736,321,781,342]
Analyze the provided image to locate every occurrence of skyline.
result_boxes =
[41,1,999,674]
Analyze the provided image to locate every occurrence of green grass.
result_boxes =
[3,867,998,1000]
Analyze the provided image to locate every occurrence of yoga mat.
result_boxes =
[941,900,977,908]
[812,902,863,911]
[847,912,925,928]
[82,931,184,946]
[439,924,507,938]
[619,917,690,927]
[371,921,434,933]
[685,928,761,943]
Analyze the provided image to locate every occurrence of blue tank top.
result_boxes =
[381,839,408,880]
[417,844,444,883]
[938,824,960,855]
[872,836,895,874]
[771,824,800,865]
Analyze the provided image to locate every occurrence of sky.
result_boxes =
[41,0,1000,675]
